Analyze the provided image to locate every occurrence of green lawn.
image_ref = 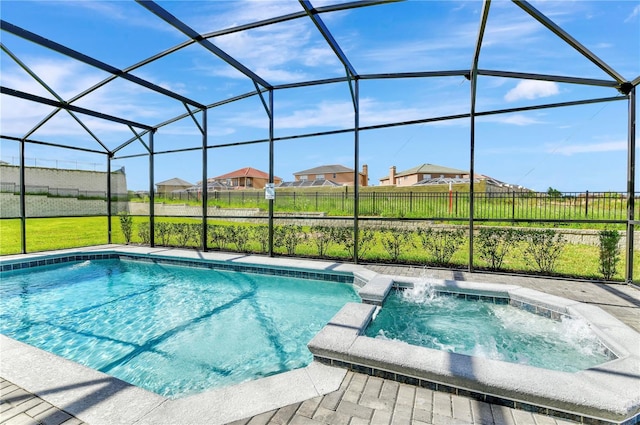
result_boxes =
[1,216,638,282]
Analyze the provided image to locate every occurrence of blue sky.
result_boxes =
[1,0,639,192]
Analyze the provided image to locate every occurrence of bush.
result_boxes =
[118,212,133,244]
[137,222,150,245]
[155,222,172,246]
[416,227,465,265]
[309,226,336,257]
[333,227,375,260]
[379,227,414,262]
[599,229,621,280]
[189,223,202,248]
[252,225,269,253]
[475,227,523,270]
[172,223,191,247]
[209,225,230,250]
[522,229,566,273]
[228,225,250,252]
[274,225,306,255]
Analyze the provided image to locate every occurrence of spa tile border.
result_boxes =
[314,356,639,425]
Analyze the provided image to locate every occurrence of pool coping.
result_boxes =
[309,275,640,425]
[0,245,366,424]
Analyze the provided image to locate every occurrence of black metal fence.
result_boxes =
[153,190,638,223]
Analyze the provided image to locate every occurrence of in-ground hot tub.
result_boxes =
[308,273,640,425]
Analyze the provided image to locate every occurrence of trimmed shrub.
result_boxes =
[310,225,336,257]
[599,229,621,280]
[209,224,230,250]
[416,227,465,265]
[333,227,375,260]
[172,223,191,247]
[137,222,150,245]
[475,227,522,270]
[379,227,414,262]
[522,229,566,274]
[274,225,306,255]
[252,225,269,253]
[118,212,133,244]
[155,222,172,246]
[228,225,250,252]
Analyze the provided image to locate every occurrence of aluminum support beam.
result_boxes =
[353,79,360,264]
[202,0,398,39]
[299,0,358,78]
[0,20,206,109]
[201,109,208,251]
[136,1,271,89]
[1,43,111,150]
[626,88,636,283]
[112,95,626,160]
[19,138,26,254]
[0,135,107,155]
[513,0,625,84]
[107,155,112,244]
[468,0,491,273]
[1,87,153,130]
[268,90,275,257]
[149,131,155,248]
[477,69,618,88]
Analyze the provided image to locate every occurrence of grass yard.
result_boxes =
[1,216,638,282]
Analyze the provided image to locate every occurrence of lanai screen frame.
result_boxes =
[1,0,637,282]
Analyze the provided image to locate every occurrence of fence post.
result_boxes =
[512,191,515,222]
[315,192,318,211]
[455,192,458,216]
[585,190,589,217]
[411,191,415,213]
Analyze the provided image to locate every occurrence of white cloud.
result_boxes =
[552,141,626,156]
[481,114,544,126]
[504,80,559,102]
[0,57,183,138]
[625,5,640,23]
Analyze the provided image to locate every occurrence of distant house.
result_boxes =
[155,177,194,195]
[379,164,468,187]
[293,164,368,187]
[208,167,282,190]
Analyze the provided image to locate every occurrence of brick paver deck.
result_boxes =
[2,265,638,425]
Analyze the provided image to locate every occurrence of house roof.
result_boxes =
[277,179,342,188]
[381,163,468,180]
[211,167,281,181]
[293,164,354,175]
[156,177,194,187]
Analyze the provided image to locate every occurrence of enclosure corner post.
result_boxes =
[468,0,491,273]
[353,78,360,264]
[107,153,112,244]
[268,89,275,257]
[626,87,636,284]
[202,109,208,251]
[19,138,26,254]
[149,129,155,248]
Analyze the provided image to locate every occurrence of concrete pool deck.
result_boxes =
[1,245,639,424]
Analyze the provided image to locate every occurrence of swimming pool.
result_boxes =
[0,252,359,398]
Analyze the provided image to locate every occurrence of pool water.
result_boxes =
[365,284,612,372]
[0,259,360,398]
